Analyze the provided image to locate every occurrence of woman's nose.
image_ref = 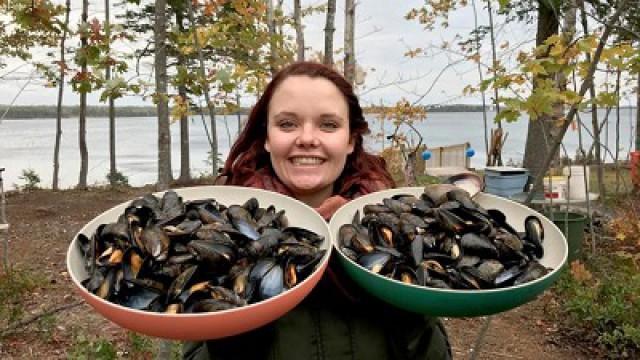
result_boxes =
[295,124,320,147]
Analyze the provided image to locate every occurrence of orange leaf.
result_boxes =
[570,261,592,283]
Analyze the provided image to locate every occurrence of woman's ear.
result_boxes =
[264,139,271,153]
[347,136,356,154]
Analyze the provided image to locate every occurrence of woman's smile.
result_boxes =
[290,156,325,166]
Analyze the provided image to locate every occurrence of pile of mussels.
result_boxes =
[78,191,326,313]
[338,185,550,290]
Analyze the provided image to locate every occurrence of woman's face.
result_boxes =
[265,75,354,206]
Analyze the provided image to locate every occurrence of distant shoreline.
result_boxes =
[1,104,636,119]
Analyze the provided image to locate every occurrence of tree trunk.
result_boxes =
[523,0,560,183]
[615,68,621,193]
[636,73,640,152]
[266,0,278,75]
[344,0,355,85]
[53,0,70,191]
[635,72,639,192]
[78,0,89,190]
[323,0,336,66]
[403,150,417,186]
[155,0,172,190]
[293,0,304,61]
[106,0,117,186]
[178,87,191,183]
[187,0,219,176]
[471,0,489,166]
[176,11,191,183]
[579,0,605,197]
[487,0,502,165]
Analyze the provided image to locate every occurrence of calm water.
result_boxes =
[0,110,635,190]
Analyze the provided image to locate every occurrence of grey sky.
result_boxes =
[1,0,541,108]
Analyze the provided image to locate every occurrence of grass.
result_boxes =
[68,333,118,360]
[0,268,46,328]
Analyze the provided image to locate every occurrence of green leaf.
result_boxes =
[495,108,520,123]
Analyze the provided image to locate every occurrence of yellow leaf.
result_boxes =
[616,232,626,241]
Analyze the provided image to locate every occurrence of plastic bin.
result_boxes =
[546,211,588,262]
[484,167,529,197]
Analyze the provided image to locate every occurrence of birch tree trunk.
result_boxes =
[78,0,89,190]
[187,0,219,176]
[324,0,336,66]
[155,0,172,190]
[470,0,489,166]
[615,68,621,193]
[53,0,70,191]
[293,0,304,61]
[579,0,605,197]
[176,11,191,183]
[487,0,502,166]
[637,73,640,153]
[344,0,355,85]
[523,0,560,183]
[266,0,278,75]
[106,0,117,186]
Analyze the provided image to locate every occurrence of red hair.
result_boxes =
[220,61,395,198]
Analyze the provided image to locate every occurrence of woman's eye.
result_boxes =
[320,121,339,130]
[277,120,296,129]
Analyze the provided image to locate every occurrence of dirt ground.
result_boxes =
[0,186,597,359]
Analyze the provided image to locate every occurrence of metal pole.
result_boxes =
[1,168,10,271]
[469,316,492,360]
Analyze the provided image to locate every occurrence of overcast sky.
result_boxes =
[1,0,541,107]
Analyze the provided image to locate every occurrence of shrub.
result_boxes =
[17,168,41,191]
[106,171,129,187]
[554,255,640,358]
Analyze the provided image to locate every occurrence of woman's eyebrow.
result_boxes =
[319,113,345,121]
[273,111,298,118]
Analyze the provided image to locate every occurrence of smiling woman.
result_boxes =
[184,62,452,360]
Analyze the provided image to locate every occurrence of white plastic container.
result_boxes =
[563,166,590,200]
[542,175,567,200]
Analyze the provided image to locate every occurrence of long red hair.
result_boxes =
[220,61,395,198]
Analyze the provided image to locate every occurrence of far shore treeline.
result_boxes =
[4,103,617,119]
[2,104,637,120]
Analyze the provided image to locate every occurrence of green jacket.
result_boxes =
[183,258,452,360]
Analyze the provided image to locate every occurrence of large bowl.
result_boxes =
[329,187,568,317]
[67,186,332,340]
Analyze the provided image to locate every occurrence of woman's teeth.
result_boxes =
[291,157,323,165]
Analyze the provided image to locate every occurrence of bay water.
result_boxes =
[0,109,635,190]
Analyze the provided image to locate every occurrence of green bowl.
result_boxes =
[328,187,568,317]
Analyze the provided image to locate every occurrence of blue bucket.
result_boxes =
[484,170,529,197]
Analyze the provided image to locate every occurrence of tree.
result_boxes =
[105,0,118,186]
[53,0,71,191]
[78,0,89,190]
[293,0,304,61]
[344,0,355,84]
[522,0,561,184]
[155,0,171,190]
[324,0,336,66]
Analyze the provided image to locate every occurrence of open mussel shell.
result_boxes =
[444,172,484,198]
[67,186,331,340]
[329,187,568,318]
